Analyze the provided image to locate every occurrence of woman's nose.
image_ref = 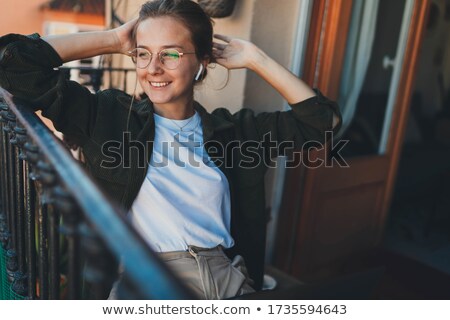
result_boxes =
[146,55,163,74]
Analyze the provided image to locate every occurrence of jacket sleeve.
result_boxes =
[0,33,98,146]
[255,88,341,149]
[215,89,342,164]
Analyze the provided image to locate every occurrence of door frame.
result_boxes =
[274,0,430,278]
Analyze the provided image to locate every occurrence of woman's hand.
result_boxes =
[212,34,264,71]
[213,34,316,104]
[112,17,138,53]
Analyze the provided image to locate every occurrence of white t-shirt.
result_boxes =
[128,111,234,252]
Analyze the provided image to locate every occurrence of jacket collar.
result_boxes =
[133,98,234,141]
[193,101,234,141]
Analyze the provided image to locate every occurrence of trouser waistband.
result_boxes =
[157,245,225,261]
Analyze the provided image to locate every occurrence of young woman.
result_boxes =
[0,0,341,299]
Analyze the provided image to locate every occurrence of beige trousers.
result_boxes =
[159,245,255,299]
[109,245,255,300]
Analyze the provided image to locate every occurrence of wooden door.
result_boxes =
[274,0,430,280]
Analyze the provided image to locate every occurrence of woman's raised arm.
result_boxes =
[42,18,137,63]
[213,34,340,128]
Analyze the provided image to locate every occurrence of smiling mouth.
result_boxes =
[150,82,171,88]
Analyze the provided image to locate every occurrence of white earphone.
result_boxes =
[194,64,204,81]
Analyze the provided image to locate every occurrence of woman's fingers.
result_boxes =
[214,34,232,43]
[212,48,227,64]
[213,42,227,50]
[212,48,223,59]
[114,17,139,52]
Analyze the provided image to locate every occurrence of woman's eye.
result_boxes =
[162,51,179,59]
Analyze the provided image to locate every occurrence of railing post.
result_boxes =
[5,109,17,249]
[91,69,103,92]
[0,99,8,299]
[10,121,28,297]
[21,142,38,299]
[33,160,55,300]
[123,70,128,92]
[0,101,11,263]
[3,107,22,299]
[0,103,12,256]
[79,223,117,299]
[35,160,60,299]
[54,187,82,300]
[47,199,60,300]
[0,99,7,221]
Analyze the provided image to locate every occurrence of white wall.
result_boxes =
[195,0,256,114]
[244,0,302,113]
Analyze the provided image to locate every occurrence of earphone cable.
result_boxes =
[126,71,139,133]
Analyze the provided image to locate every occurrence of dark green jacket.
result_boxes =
[0,33,341,289]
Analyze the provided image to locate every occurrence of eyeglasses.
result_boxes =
[127,48,196,70]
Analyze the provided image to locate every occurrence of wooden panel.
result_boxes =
[303,183,384,271]
[275,157,388,277]
[315,156,390,192]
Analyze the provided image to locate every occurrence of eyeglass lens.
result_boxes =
[132,48,181,70]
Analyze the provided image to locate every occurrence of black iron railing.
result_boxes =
[0,88,192,299]
[60,66,136,93]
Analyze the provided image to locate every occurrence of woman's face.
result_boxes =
[135,16,202,112]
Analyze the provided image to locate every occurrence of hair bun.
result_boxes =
[197,0,237,18]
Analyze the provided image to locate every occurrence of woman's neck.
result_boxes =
[153,99,195,120]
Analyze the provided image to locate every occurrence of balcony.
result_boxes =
[2,68,446,300]
[0,87,192,299]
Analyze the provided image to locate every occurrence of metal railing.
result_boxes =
[60,66,136,93]
[0,88,192,299]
